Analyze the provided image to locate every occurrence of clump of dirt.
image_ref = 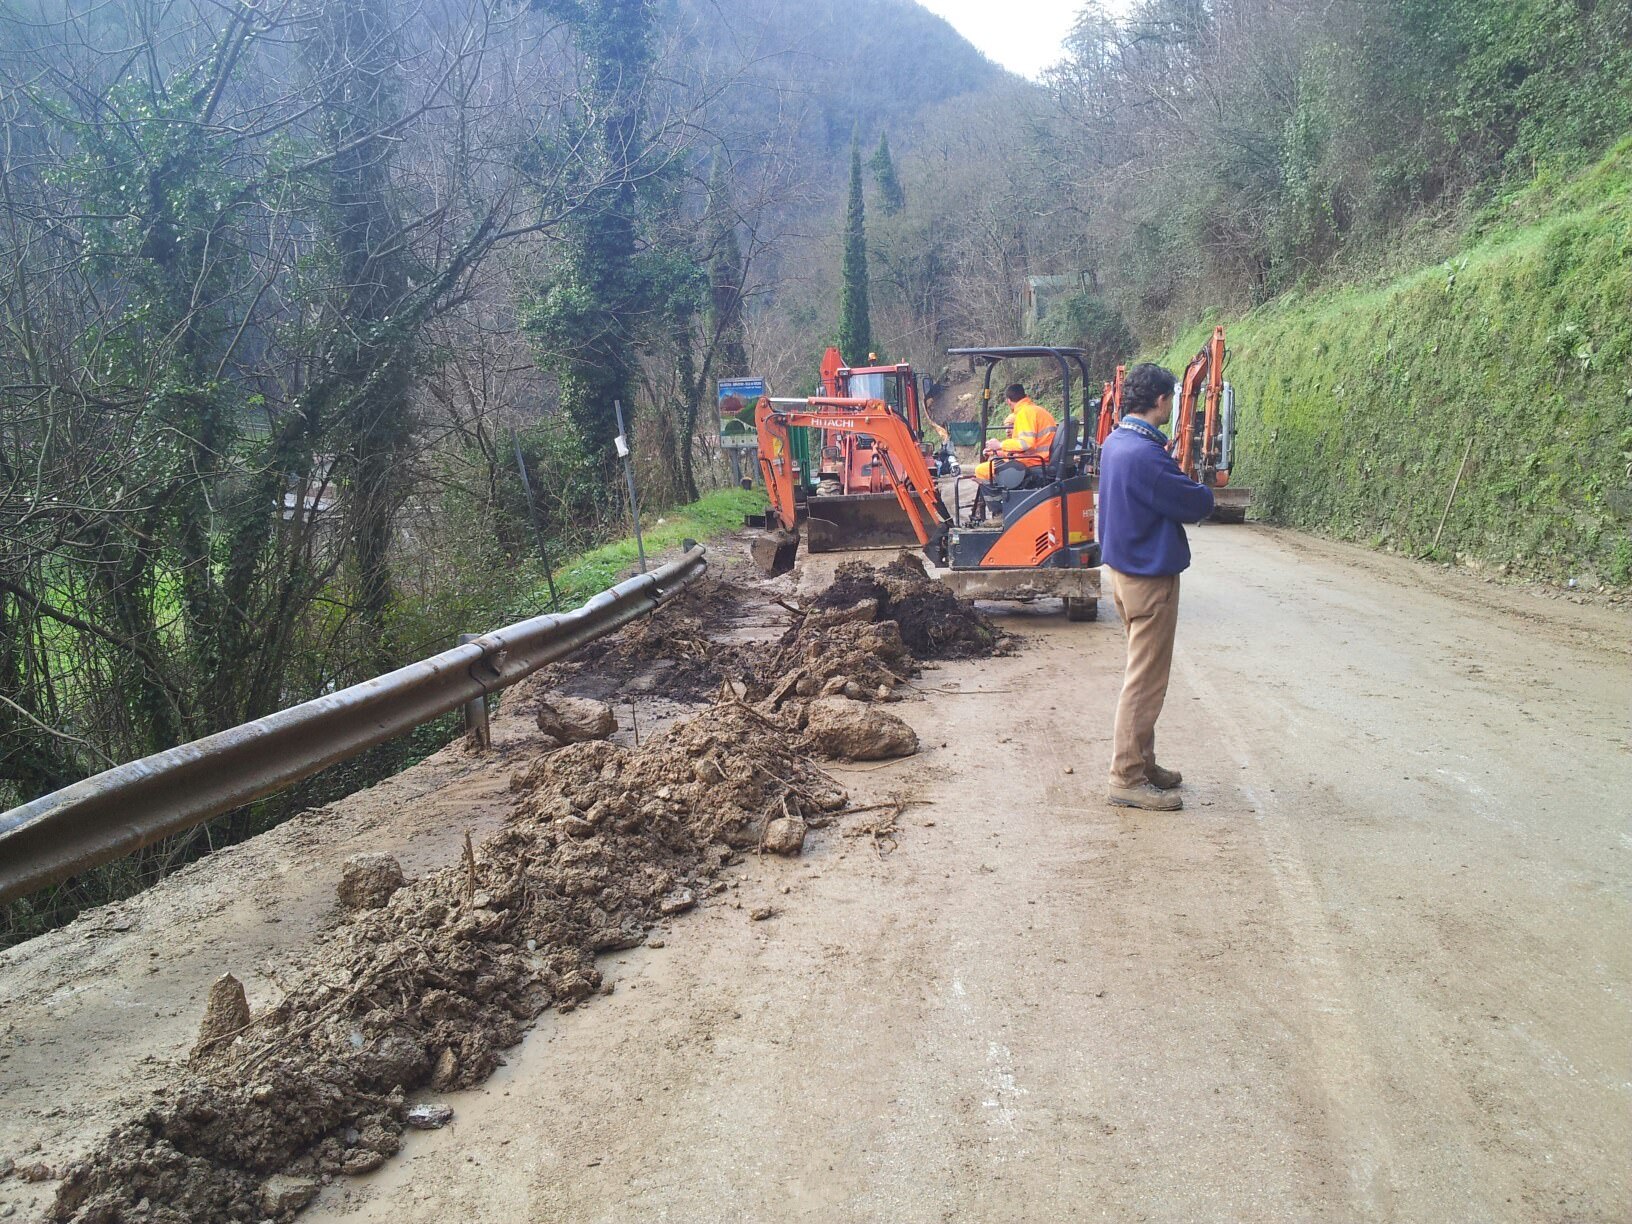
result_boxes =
[52,702,844,1224]
[190,973,251,1061]
[511,578,752,706]
[755,616,919,703]
[810,554,1006,660]
[336,852,406,911]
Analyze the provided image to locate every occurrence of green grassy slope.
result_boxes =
[515,486,765,615]
[1158,140,1632,583]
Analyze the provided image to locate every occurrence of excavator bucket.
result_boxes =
[1210,487,1252,524]
[750,528,801,576]
[806,493,921,553]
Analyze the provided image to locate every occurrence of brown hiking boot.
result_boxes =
[1106,782,1183,812]
[1146,763,1182,790]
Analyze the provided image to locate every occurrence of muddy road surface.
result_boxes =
[1,526,1627,1222]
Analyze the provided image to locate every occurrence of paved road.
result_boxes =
[312,527,1630,1221]
[1,526,1626,1222]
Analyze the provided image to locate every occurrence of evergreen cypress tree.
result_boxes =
[836,134,874,363]
[870,131,906,216]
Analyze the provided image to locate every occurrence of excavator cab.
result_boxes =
[970,414,1082,525]
[804,352,938,551]
[937,347,1100,618]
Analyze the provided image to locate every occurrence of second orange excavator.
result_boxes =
[1096,327,1250,522]
[799,347,950,552]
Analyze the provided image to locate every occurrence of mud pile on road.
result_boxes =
[808,554,1006,660]
[513,577,751,706]
[51,702,844,1224]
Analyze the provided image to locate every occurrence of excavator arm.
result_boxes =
[753,395,951,575]
[1170,325,1251,522]
[1095,364,1126,447]
[1172,326,1228,486]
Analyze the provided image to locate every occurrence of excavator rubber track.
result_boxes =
[806,493,923,553]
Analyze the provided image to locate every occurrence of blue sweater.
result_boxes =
[1098,419,1214,575]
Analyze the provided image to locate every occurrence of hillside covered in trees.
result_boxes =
[2,0,1629,927]
[0,0,1003,929]
[845,0,1631,579]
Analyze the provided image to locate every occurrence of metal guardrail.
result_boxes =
[0,544,708,906]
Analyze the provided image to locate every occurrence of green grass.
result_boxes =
[514,486,766,615]
[1154,142,1632,585]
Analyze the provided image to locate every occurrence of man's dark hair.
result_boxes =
[1122,363,1176,416]
[1004,383,1026,402]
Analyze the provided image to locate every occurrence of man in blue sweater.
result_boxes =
[1098,363,1215,811]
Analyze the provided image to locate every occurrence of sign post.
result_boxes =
[718,377,765,488]
[613,399,646,574]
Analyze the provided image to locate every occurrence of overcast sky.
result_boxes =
[916,0,1104,80]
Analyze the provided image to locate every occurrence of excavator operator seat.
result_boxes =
[1045,415,1079,476]
[974,416,1080,522]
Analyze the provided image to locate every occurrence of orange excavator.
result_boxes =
[1096,327,1249,523]
[752,342,1102,619]
[801,347,949,551]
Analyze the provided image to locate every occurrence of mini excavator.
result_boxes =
[750,342,1102,620]
[800,348,948,552]
[1096,326,1250,523]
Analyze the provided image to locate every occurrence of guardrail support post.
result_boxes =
[458,634,492,751]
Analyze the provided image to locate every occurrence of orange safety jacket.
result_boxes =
[998,398,1057,464]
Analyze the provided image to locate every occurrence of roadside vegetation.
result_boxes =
[2,0,1627,932]
[1158,141,1632,582]
[0,484,762,949]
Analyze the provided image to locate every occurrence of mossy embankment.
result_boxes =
[513,486,765,614]
[1157,140,1632,584]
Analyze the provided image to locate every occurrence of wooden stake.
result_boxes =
[1428,436,1474,557]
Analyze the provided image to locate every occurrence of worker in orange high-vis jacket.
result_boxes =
[976,384,1057,482]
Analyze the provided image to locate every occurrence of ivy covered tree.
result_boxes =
[523,0,656,482]
[870,131,906,216]
[706,160,749,381]
[306,0,416,641]
[836,133,875,364]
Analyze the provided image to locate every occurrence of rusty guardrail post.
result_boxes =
[458,633,492,750]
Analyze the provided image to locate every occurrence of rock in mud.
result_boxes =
[658,887,696,916]
[260,1174,319,1214]
[429,1048,460,1092]
[191,973,252,1061]
[337,853,406,911]
[762,815,808,855]
[536,696,617,743]
[404,1104,454,1130]
[802,697,919,761]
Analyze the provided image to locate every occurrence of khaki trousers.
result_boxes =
[1106,568,1181,788]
